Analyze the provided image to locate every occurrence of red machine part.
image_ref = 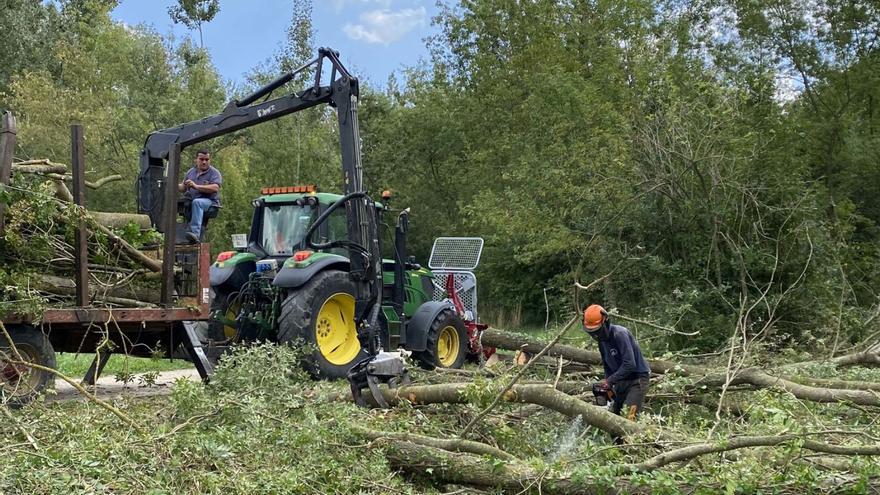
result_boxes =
[445,274,495,359]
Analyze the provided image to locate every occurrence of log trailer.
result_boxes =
[0,111,214,408]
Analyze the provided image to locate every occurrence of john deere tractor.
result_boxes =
[208,185,471,378]
[137,48,478,397]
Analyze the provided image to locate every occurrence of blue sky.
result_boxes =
[111,0,442,88]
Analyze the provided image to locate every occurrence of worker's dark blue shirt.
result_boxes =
[596,324,651,386]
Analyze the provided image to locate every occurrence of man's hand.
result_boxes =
[599,378,608,389]
[183,179,195,190]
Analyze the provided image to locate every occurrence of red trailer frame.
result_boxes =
[0,116,214,406]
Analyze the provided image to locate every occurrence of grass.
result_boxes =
[55,352,193,379]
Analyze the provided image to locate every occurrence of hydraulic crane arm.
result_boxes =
[138,47,398,402]
[137,47,360,229]
[137,46,380,330]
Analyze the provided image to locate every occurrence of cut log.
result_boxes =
[90,212,151,230]
[34,275,160,305]
[12,162,67,174]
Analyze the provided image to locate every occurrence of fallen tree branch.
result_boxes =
[782,376,880,392]
[695,368,880,407]
[607,311,698,336]
[620,433,880,474]
[43,173,123,189]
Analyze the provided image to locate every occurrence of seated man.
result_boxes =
[178,149,221,243]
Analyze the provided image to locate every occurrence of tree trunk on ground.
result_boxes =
[484,329,880,406]
[378,435,879,493]
[482,328,704,375]
[380,439,642,495]
[375,382,646,439]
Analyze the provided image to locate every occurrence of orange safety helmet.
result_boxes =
[583,304,608,331]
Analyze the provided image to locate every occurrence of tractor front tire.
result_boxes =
[0,326,55,408]
[277,270,367,379]
[207,289,240,343]
[414,308,468,370]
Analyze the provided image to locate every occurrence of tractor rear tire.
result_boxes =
[277,270,368,379]
[413,308,468,370]
[0,326,55,408]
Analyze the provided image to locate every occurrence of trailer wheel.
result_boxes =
[414,308,468,370]
[0,326,55,408]
[277,270,369,379]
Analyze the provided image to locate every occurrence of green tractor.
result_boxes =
[138,47,486,392]
[207,185,473,378]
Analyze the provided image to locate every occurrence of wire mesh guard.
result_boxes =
[429,237,484,271]
[432,271,479,322]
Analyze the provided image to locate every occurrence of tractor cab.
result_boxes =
[243,185,349,260]
[212,186,338,292]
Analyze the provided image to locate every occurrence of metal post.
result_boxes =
[0,112,17,236]
[160,143,181,307]
[71,124,89,307]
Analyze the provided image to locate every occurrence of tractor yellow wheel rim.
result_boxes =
[0,343,41,398]
[223,302,242,341]
[315,293,360,365]
[437,326,460,367]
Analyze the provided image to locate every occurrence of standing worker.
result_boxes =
[179,149,222,243]
[583,304,651,420]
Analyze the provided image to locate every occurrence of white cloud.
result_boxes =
[343,7,426,45]
[331,0,393,13]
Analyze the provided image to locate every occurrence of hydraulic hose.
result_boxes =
[304,191,367,250]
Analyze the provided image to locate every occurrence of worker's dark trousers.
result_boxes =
[612,375,650,420]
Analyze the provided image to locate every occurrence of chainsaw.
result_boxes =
[592,381,614,407]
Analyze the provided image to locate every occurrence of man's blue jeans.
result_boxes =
[189,198,214,239]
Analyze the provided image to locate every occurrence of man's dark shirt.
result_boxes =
[184,165,222,205]
[597,324,651,386]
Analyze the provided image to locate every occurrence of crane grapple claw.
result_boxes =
[347,351,410,408]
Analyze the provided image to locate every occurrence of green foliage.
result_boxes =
[1,345,423,494]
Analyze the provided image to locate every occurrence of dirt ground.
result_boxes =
[50,368,201,402]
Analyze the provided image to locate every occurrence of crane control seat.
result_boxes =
[176,198,221,243]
